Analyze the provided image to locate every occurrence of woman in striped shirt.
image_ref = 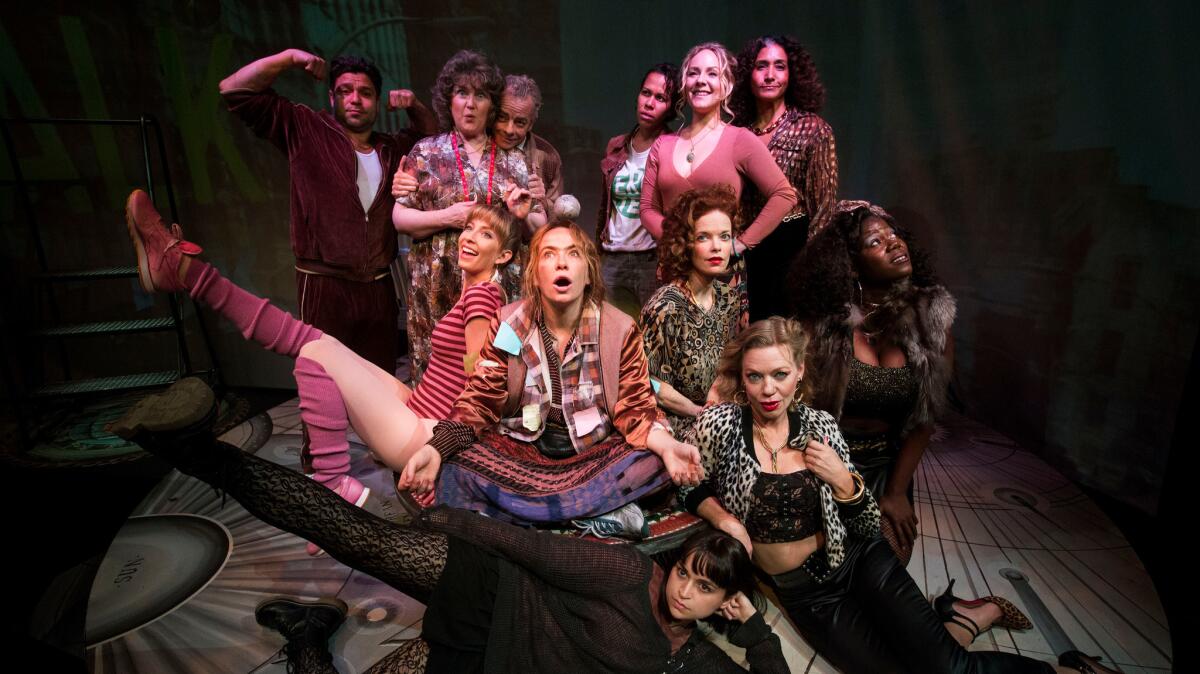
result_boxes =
[124,190,518,551]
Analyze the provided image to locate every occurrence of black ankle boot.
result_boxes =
[256,596,348,668]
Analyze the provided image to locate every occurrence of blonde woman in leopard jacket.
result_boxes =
[682,317,1064,674]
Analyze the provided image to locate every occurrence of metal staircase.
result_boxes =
[1,115,221,449]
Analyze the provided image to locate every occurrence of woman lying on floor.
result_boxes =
[124,190,702,540]
[683,317,1118,674]
[110,377,786,673]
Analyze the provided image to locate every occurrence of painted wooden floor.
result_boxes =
[82,403,1170,673]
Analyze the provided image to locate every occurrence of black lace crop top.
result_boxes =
[744,470,824,543]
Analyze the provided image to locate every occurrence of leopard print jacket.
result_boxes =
[683,402,881,571]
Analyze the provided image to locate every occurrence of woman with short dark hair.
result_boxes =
[597,62,681,315]
[112,384,788,673]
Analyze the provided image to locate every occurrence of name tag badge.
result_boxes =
[493,322,523,355]
[572,407,604,436]
[522,403,541,432]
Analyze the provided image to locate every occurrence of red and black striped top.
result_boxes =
[409,282,504,419]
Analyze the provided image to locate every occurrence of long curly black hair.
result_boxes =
[790,202,939,323]
[657,184,744,284]
[730,35,826,126]
[430,50,504,133]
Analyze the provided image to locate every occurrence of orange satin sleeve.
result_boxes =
[612,322,667,448]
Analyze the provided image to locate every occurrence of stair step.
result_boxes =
[33,317,177,338]
[36,266,140,282]
[31,370,178,397]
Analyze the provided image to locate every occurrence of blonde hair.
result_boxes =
[714,317,813,403]
[521,221,605,323]
[679,42,737,120]
[466,203,520,266]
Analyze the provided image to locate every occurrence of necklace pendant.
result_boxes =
[686,150,695,163]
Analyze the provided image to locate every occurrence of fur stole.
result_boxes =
[808,283,956,434]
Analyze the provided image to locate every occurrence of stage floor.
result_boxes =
[79,402,1171,672]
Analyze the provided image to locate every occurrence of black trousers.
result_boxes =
[745,215,808,322]
[768,537,1054,674]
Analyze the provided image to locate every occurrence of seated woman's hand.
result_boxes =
[392,166,419,198]
[663,440,704,486]
[717,591,758,624]
[398,444,441,498]
[803,436,855,498]
[879,491,918,549]
[714,514,753,557]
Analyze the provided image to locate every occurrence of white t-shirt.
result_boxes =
[355,149,383,213]
[603,144,655,252]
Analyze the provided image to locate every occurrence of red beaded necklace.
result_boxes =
[452,131,496,204]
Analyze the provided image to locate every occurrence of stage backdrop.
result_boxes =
[2,1,1196,515]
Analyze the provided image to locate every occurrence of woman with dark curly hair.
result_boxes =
[597,62,681,315]
[640,185,743,436]
[731,35,839,322]
[792,200,1056,654]
[393,50,537,381]
[791,201,945,565]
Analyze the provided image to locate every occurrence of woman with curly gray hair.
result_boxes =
[392,50,536,381]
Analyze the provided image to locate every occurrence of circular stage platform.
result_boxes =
[83,401,1172,673]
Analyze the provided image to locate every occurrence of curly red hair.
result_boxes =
[657,185,744,284]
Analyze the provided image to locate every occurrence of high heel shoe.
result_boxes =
[936,578,1034,634]
[1059,650,1120,673]
[934,579,981,641]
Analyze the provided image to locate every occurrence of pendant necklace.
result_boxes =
[686,122,720,163]
[753,425,790,472]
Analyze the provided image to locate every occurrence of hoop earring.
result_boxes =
[855,279,864,307]
[734,389,749,406]
[788,381,805,411]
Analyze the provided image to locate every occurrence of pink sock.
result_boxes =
[294,356,350,488]
[185,261,321,358]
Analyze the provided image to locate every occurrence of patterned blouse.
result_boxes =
[743,108,839,240]
[640,280,740,435]
[398,132,531,381]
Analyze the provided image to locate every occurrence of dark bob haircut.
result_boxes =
[661,526,763,633]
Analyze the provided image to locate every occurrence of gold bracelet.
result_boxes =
[832,471,866,504]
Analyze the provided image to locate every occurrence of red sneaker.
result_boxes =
[125,189,202,293]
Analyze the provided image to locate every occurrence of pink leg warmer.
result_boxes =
[293,356,350,488]
[185,261,321,358]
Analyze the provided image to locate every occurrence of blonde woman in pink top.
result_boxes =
[640,42,797,320]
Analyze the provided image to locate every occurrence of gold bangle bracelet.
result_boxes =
[833,471,866,504]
